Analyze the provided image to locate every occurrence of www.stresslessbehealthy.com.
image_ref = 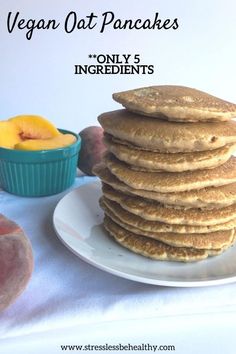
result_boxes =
[60,343,176,352]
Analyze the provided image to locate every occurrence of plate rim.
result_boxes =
[53,181,236,287]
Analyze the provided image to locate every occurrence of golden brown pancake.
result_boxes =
[104,134,235,172]
[102,185,236,226]
[102,203,235,250]
[93,164,236,209]
[112,85,236,122]
[98,110,236,152]
[104,216,233,262]
[104,153,236,193]
[100,197,236,234]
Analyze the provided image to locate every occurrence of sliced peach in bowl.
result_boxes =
[9,114,60,140]
[0,121,22,149]
[14,133,76,151]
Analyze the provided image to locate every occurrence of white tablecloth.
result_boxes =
[1,177,236,353]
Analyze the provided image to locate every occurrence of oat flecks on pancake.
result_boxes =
[112,85,236,122]
[100,196,236,234]
[104,133,236,172]
[93,164,236,209]
[102,203,235,250]
[98,110,236,153]
[103,216,232,262]
[104,153,236,193]
[102,185,236,226]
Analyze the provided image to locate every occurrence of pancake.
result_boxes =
[98,110,236,153]
[112,85,236,122]
[104,134,236,172]
[103,216,232,262]
[102,185,236,226]
[109,134,171,152]
[100,197,236,234]
[104,153,236,193]
[93,164,236,209]
[101,201,235,249]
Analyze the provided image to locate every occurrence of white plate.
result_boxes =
[53,181,236,287]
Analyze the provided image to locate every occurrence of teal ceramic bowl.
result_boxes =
[0,129,81,197]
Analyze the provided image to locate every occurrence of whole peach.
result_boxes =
[78,126,106,175]
[0,214,33,312]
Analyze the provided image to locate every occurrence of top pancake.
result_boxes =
[98,110,236,153]
[112,85,236,122]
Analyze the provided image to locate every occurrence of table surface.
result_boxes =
[1,176,236,354]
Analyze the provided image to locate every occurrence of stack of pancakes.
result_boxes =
[94,85,236,262]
